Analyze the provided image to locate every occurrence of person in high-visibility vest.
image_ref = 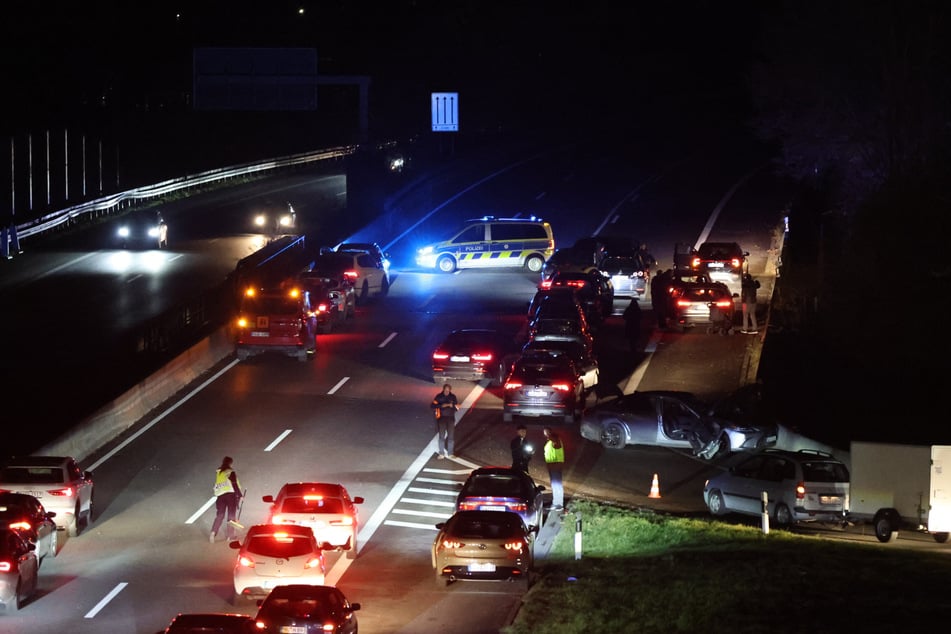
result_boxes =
[543,427,565,510]
[210,456,243,542]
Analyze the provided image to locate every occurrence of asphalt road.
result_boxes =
[5,130,889,633]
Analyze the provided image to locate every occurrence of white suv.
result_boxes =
[0,456,94,536]
[312,251,389,303]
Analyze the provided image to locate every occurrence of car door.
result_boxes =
[653,397,696,450]
[356,253,383,292]
[719,455,767,515]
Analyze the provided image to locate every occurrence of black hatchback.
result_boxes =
[254,584,360,634]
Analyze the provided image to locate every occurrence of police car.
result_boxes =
[416,216,554,273]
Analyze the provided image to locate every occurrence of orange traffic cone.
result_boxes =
[648,473,661,499]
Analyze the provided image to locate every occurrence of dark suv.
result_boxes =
[234,286,318,362]
[690,242,748,278]
[503,350,586,423]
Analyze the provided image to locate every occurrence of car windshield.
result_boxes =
[801,461,850,482]
[0,466,64,483]
[246,533,314,557]
[280,497,344,514]
[532,319,583,336]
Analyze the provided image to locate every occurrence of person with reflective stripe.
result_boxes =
[210,456,243,542]
[543,427,565,510]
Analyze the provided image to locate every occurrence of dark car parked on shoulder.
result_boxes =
[503,350,586,423]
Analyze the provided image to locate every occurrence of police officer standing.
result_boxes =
[543,427,566,510]
[431,383,459,459]
[210,456,243,542]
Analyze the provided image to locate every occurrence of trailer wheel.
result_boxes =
[933,532,949,544]
[873,511,900,543]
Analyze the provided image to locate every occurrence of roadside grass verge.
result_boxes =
[503,500,951,633]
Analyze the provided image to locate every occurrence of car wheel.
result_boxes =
[525,255,544,273]
[933,532,949,543]
[68,503,82,537]
[359,280,369,303]
[347,300,356,319]
[10,579,22,612]
[773,503,793,527]
[83,491,95,531]
[600,422,624,449]
[874,516,898,543]
[707,489,727,516]
[437,255,456,273]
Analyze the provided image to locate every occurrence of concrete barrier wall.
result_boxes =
[39,326,235,461]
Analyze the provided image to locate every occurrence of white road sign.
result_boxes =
[431,92,459,132]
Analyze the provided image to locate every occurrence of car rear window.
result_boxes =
[242,296,300,315]
[801,461,850,483]
[258,597,335,621]
[451,516,521,538]
[280,497,344,514]
[247,533,315,558]
[0,467,64,484]
[467,475,525,498]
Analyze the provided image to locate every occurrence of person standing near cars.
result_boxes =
[623,297,642,351]
[431,383,459,459]
[211,456,243,543]
[543,427,565,510]
[741,272,761,334]
[650,269,671,329]
[511,424,533,473]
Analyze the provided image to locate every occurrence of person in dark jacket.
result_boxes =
[741,273,761,334]
[650,269,671,329]
[510,424,533,472]
[430,383,459,459]
[623,298,642,351]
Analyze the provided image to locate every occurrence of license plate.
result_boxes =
[468,562,496,572]
[251,331,269,337]
[479,505,506,512]
[527,390,546,397]
[280,627,306,634]
[819,496,840,505]
[450,355,470,362]
[708,262,724,268]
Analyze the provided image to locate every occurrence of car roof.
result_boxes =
[1,456,71,468]
[278,482,346,497]
[167,613,255,626]
[263,584,341,599]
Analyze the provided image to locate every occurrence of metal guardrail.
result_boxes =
[17,144,360,240]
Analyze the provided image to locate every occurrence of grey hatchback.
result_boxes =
[703,449,850,527]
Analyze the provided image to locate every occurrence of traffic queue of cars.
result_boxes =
[0,455,95,611]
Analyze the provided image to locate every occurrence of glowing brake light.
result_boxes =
[288,288,300,299]
[343,270,358,280]
[509,503,527,512]
[539,280,553,290]
[458,502,478,511]
[8,521,31,531]
[244,287,257,297]
[504,540,524,551]
[47,487,74,497]
[237,317,249,328]
[714,299,733,308]
[731,257,741,268]
[551,383,571,392]
[432,351,449,360]
[472,353,493,361]
[795,482,806,500]
[676,299,692,307]
[504,381,523,390]
[564,280,586,288]
[238,555,255,568]
[303,495,324,501]
[305,556,322,569]
[442,539,463,549]
[0,562,11,572]
[316,303,329,313]
[690,256,701,269]
[330,516,354,526]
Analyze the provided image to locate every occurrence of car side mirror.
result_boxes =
[262,495,274,503]
[350,603,362,611]
[46,511,56,519]
[229,540,242,549]
[435,522,446,530]
[353,496,365,504]
[84,471,94,480]
[537,485,547,492]
[732,293,739,298]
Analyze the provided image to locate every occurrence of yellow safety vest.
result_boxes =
[213,468,240,496]
[544,440,565,464]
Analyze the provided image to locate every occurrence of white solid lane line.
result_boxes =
[84,582,128,618]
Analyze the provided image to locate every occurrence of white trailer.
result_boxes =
[847,441,951,543]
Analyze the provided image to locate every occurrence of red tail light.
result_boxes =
[504,381,523,390]
[442,539,463,549]
[539,280,553,290]
[509,503,527,512]
[690,257,701,268]
[564,280,586,288]
[0,562,11,572]
[714,299,733,308]
[795,482,806,500]
[731,257,741,268]
[321,624,335,633]
[458,502,478,511]
[551,383,571,392]
[504,539,525,551]
[305,556,323,569]
[238,555,255,568]
[343,270,358,280]
[472,352,493,361]
[8,521,31,531]
[316,303,329,313]
[47,487,75,497]
[433,351,449,360]
[330,516,354,526]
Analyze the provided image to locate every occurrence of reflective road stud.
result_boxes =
[648,473,661,499]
